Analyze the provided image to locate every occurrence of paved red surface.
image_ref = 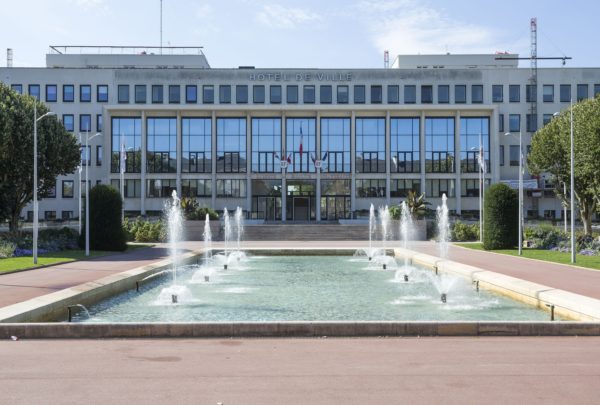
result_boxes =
[1,337,599,404]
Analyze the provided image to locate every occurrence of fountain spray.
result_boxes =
[167,190,183,303]
[368,204,375,260]
[223,208,231,270]
[203,213,212,280]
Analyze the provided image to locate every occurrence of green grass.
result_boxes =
[455,242,600,270]
[0,244,153,274]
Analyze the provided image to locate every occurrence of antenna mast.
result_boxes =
[530,18,538,127]
[160,0,163,55]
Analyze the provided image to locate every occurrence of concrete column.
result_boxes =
[140,110,146,215]
[350,111,356,215]
[281,112,287,222]
[491,107,500,184]
[385,111,391,206]
[176,110,182,197]
[211,111,217,210]
[316,112,321,221]
[419,111,426,196]
[246,114,252,216]
[455,111,462,215]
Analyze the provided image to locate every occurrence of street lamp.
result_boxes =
[33,105,56,264]
[504,131,523,255]
[80,131,102,257]
[471,142,485,243]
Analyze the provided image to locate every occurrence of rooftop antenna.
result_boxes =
[160,0,163,55]
[384,50,389,69]
[7,48,13,68]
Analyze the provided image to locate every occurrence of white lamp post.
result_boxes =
[80,131,102,257]
[505,131,523,255]
[33,105,56,264]
[471,140,485,243]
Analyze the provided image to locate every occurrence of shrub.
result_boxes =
[483,183,518,250]
[0,240,16,258]
[194,206,219,220]
[80,185,127,251]
[451,221,479,242]
[180,197,199,219]
[123,217,166,242]
[524,224,568,249]
[389,206,401,220]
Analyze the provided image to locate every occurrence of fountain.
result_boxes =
[395,201,415,282]
[223,207,232,269]
[234,207,244,251]
[211,207,248,271]
[353,204,384,261]
[203,214,212,281]
[437,194,450,260]
[379,206,390,269]
[427,272,457,304]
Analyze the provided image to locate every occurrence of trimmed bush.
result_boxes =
[483,183,518,250]
[123,217,166,242]
[80,185,127,251]
[451,221,479,242]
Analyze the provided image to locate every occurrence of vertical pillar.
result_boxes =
[246,113,252,217]
[211,111,217,210]
[316,112,321,221]
[419,111,426,195]
[385,110,391,206]
[491,107,499,184]
[140,110,147,215]
[281,113,287,222]
[350,111,356,215]
[176,110,182,197]
[455,111,462,215]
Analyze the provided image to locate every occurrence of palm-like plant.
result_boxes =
[405,190,430,219]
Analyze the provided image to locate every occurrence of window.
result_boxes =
[321,118,350,173]
[236,85,248,103]
[455,85,466,103]
[303,85,315,103]
[44,211,57,221]
[460,117,490,173]
[337,85,349,104]
[286,118,316,173]
[509,114,520,132]
[80,85,91,102]
[461,179,481,197]
[46,184,56,198]
[217,118,247,173]
[426,179,455,198]
[421,85,433,103]
[147,118,176,173]
[252,118,281,173]
[169,85,180,104]
[391,117,420,173]
[152,85,163,103]
[492,85,503,102]
[509,85,520,102]
[472,85,483,103]
[253,85,265,103]
[543,114,553,126]
[62,180,74,198]
[320,85,332,104]
[28,84,40,100]
[79,114,91,132]
[499,114,504,132]
[111,179,142,198]
[404,85,416,104]
[560,84,571,102]
[595,84,600,98]
[62,114,74,132]
[135,85,146,103]
[371,85,383,104]
[181,179,212,198]
[526,114,537,132]
[500,145,505,166]
[111,117,142,173]
[356,118,385,173]
[287,85,298,103]
[391,179,420,198]
[356,179,386,198]
[80,180,91,197]
[217,179,247,198]
[96,114,103,132]
[11,84,23,94]
[62,211,73,220]
[182,118,211,173]
[146,179,177,198]
[543,85,554,102]
[438,85,449,103]
[270,85,282,103]
[219,85,231,103]
[509,145,520,166]
[96,145,103,166]
[203,85,214,104]
[186,85,197,103]
[425,117,455,173]
[354,85,366,104]
[80,145,91,166]
[577,84,589,101]
[388,85,399,104]
[97,85,108,102]
[526,84,537,103]
[118,85,129,103]
[63,85,74,102]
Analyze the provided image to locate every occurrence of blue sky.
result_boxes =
[1,0,598,68]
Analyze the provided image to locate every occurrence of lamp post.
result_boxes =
[471,139,485,243]
[505,131,523,255]
[80,131,102,257]
[33,105,56,264]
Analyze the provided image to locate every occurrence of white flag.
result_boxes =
[477,147,487,174]
[120,142,127,174]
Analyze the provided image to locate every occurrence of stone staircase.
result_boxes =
[240,223,369,241]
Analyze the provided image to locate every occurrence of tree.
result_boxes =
[406,190,430,219]
[80,185,127,251]
[0,83,80,232]
[528,97,600,235]
[483,183,518,250]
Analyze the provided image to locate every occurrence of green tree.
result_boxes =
[0,83,80,232]
[80,185,127,251]
[406,190,430,219]
[483,183,519,250]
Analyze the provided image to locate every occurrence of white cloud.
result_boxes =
[256,4,321,29]
[73,0,105,8]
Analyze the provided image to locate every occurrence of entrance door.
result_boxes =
[293,197,310,221]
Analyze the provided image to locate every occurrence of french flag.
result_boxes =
[299,126,303,155]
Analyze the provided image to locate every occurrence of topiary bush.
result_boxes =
[80,185,127,251]
[483,183,518,250]
[451,221,479,242]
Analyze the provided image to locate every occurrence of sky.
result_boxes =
[0,0,598,69]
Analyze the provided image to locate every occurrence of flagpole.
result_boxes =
[479,132,484,243]
[120,133,125,222]
[78,134,82,235]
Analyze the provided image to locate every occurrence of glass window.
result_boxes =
[80,145,91,166]
[391,117,420,173]
[560,84,571,102]
[146,179,177,198]
[62,181,74,198]
[217,118,247,173]
[270,85,282,104]
[461,179,483,197]
[509,114,520,132]
[337,85,349,104]
[509,84,520,102]
[135,85,146,103]
[253,85,265,103]
[97,85,108,102]
[387,85,399,104]
[425,117,455,173]
[63,85,74,102]
[499,114,504,133]
[421,85,433,104]
[11,84,23,94]
[472,85,483,103]
[236,85,248,103]
[44,211,57,221]
[594,84,600,98]
[118,85,129,103]
[526,114,537,132]
[216,179,247,198]
[96,114,103,132]
[147,118,177,173]
[391,179,420,198]
[404,85,416,104]
[509,145,520,166]
[111,117,142,173]
[181,179,212,198]
[62,114,74,132]
[96,145,103,166]
[169,85,180,104]
[79,114,91,132]
[526,84,537,103]
[438,85,449,104]
[426,179,455,198]
[287,85,298,103]
[152,85,163,103]
[356,179,386,198]
[62,211,73,220]
[321,118,350,173]
[47,184,57,198]
[80,85,91,102]
[320,85,332,104]
[182,118,211,173]
[455,85,466,103]
[577,84,589,101]
[219,85,231,104]
[543,85,554,102]
[371,85,383,104]
[492,85,503,102]
[252,118,281,173]
[543,114,553,126]
[286,118,316,173]
[354,85,366,104]
[186,85,197,103]
[500,145,505,166]
[118,179,142,198]
[28,84,40,100]
[303,85,315,103]
[356,118,385,173]
[203,85,214,104]
[460,117,490,173]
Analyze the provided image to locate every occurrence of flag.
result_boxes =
[322,152,328,161]
[273,152,280,160]
[286,153,292,164]
[477,147,487,174]
[120,142,127,174]
[299,126,303,155]
[310,153,316,163]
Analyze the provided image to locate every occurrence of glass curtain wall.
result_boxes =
[320,118,350,173]
[320,180,351,220]
[286,118,316,173]
[460,117,490,173]
[356,118,385,173]
[111,117,141,173]
[252,118,281,173]
[251,179,282,220]
[425,118,455,173]
[217,118,247,173]
[391,117,420,173]
[147,118,177,173]
[182,118,211,173]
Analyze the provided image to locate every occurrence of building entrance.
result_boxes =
[286,180,316,221]
[293,197,310,221]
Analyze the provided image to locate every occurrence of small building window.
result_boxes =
[404,85,416,104]
[117,85,129,103]
[270,85,282,103]
[186,85,197,103]
[354,85,366,104]
[80,114,92,132]
[203,85,214,104]
[45,84,57,102]
[80,85,91,102]
[387,85,399,104]
[28,84,40,100]
[371,85,383,104]
[577,84,589,101]
[303,85,315,103]
[62,114,74,132]
[96,114,103,132]
[152,85,163,103]
[471,85,483,103]
[169,85,180,104]
[560,84,571,102]
[97,85,108,102]
[509,114,520,132]
[455,85,466,103]
[509,84,520,102]
[253,85,265,103]
[135,85,147,103]
[63,85,74,102]
[492,85,503,102]
[543,85,554,102]
[287,85,298,104]
[320,85,332,104]
[219,85,231,103]
[236,85,248,103]
[11,84,23,94]
[438,85,449,103]
[337,85,349,104]
[421,85,433,103]
[498,114,504,133]
[62,180,74,198]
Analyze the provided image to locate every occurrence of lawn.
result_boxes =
[455,242,600,270]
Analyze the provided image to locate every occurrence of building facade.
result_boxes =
[2,47,599,222]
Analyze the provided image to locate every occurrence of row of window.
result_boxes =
[62,114,103,133]
[497,112,560,133]
[13,83,600,105]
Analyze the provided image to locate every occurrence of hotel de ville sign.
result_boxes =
[249,72,353,82]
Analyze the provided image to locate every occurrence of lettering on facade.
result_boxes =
[249,72,352,82]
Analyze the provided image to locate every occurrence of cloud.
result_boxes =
[256,4,321,29]
[73,0,105,8]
